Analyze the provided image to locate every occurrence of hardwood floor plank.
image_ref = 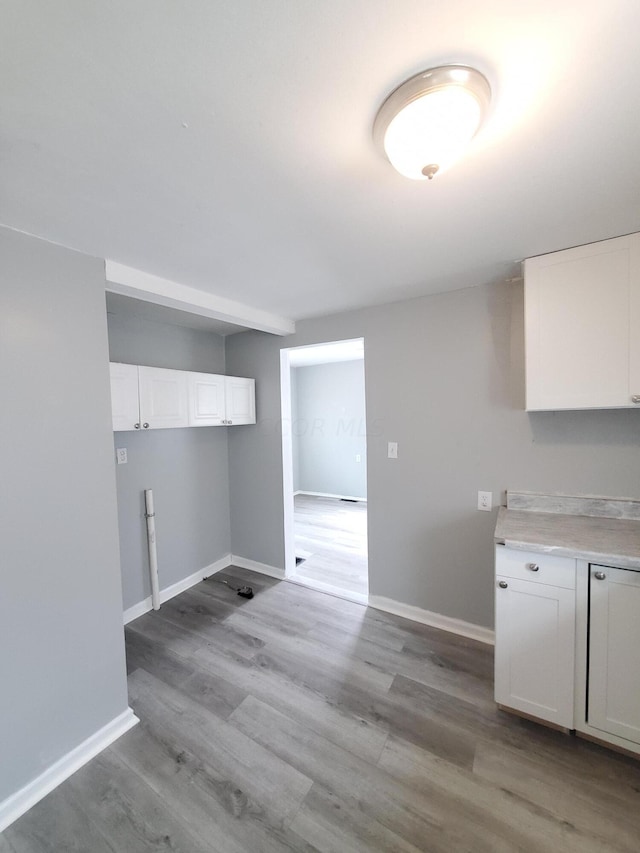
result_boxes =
[127,668,313,825]
[193,634,390,764]
[379,734,633,853]
[111,719,315,853]
[1,786,116,853]
[290,784,423,853]
[126,627,248,720]
[64,750,212,853]
[155,589,266,657]
[473,739,640,846]
[228,694,508,853]
[306,622,495,710]
[250,644,477,769]
[292,495,368,596]
[226,609,395,693]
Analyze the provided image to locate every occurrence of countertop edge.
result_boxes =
[496,538,640,571]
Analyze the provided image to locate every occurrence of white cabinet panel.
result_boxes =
[495,547,576,589]
[188,372,227,426]
[225,376,256,425]
[495,573,575,727]
[525,232,640,410]
[588,565,640,745]
[109,362,140,431]
[138,367,189,430]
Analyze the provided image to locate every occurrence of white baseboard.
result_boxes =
[0,708,138,833]
[294,490,367,502]
[368,595,495,645]
[229,555,285,580]
[286,574,368,606]
[123,554,232,624]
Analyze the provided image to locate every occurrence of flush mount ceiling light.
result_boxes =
[373,65,491,181]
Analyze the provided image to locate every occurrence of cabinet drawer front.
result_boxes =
[495,547,576,589]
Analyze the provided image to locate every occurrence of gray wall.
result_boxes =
[0,228,129,802]
[107,312,231,610]
[294,361,367,498]
[226,281,640,629]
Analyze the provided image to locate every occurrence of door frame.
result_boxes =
[279,339,368,592]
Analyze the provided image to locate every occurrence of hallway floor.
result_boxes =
[292,493,368,599]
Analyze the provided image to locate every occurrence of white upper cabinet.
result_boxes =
[525,232,640,410]
[110,363,256,430]
[109,362,140,431]
[188,372,227,426]
[138,367,189,430]
[225,376,256,425]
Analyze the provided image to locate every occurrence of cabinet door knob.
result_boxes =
[498,580,508,589]
[134,423,140,429]
[632,395,640,404]
[143,423,149,429]
[594,570,606,581]
[527,563,540,572]
[227,420,233,425]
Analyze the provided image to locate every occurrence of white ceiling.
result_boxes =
[2,1,640,325]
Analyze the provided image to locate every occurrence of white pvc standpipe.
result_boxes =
[144,489,161,611]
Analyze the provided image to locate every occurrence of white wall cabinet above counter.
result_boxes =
[109,363,256,431]
[524,232,640,411]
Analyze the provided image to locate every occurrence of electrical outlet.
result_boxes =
[387,442,398,459]
[116,448,128,465]
[355,454,361,463]
[477,490,492,511]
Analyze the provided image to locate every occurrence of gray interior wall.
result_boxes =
[107,312,231,610]
[0,228,129,803]
[294,361,367,498]
[226,281,640,629]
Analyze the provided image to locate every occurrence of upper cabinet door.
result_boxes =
[109,363,140,431]
[225,376,256,425]
[138,366,189,430]
[525,232,640,410]
[188,372,227,426]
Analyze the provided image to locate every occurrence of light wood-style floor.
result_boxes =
[2,567,640,852]
[293,494,368,597]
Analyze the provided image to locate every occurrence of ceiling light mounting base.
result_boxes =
[421,164,439,180]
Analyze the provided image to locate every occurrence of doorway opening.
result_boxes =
[280,339,368,604]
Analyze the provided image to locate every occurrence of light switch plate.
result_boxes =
[116,448,128,465]
[388,442,398,459]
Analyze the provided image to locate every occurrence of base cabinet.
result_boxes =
[496,547,640,755]
[495,549,576,728]
[587,565,640,744]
